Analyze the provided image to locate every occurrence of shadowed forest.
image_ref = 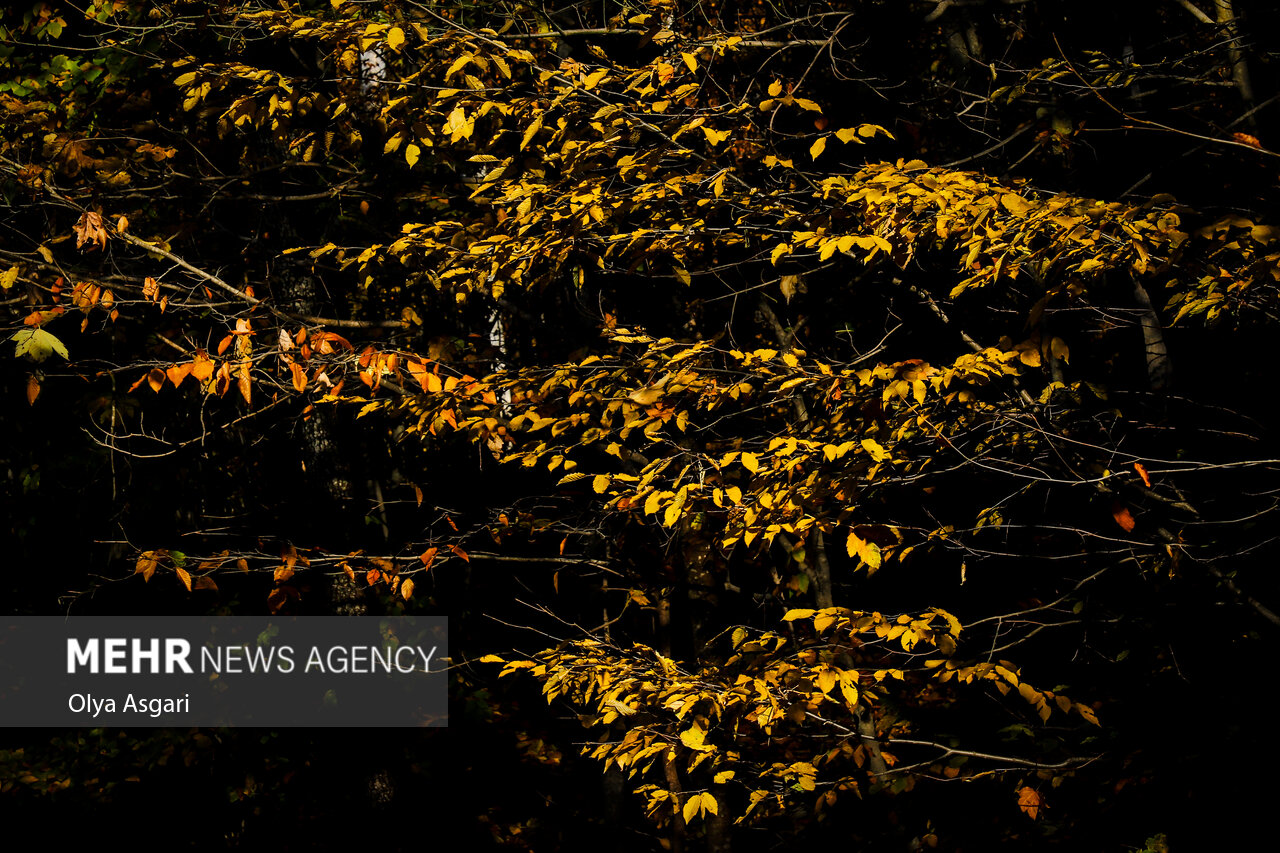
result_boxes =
[3,1,1280,849]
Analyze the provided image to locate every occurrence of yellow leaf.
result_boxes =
[835,127,861,144]
[861,439,889,461]
[1,265,18,290]
[809,136,827,160]
[386,26,405,50]
[780,274,801,302]
[680,726,713,752]
[846,531,882,569]
[768,80,783,97]
[593,475,610,494]
[1050,336,1070,364]
[741,452,760,473]
[521,114,544,150]
[782,608,815,621]
[1001,193,1033,217]
[701,126,730,146]
[644,492,662,515]
[11,328,68,362]
[682,794,701,824]
[134,551,159,582]
[405,143,420,168]
[629,387,664,405]
[477,654,505,663]
[584,69,608,89]
[817,669,838,694]
[681,52,698,73]
[701,792,718,815]
[663,487,688,528]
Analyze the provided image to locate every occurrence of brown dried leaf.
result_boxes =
[73,211,108,252]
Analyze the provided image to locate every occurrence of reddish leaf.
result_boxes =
[1133,462,1151,487]
[1112,502,1136,532]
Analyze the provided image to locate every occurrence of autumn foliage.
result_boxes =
[4,0,1280,848]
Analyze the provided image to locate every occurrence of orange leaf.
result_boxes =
[1232,132,1262,149]
[1133,462,1151,488]
[366,569,382,585]
[134,551,159,582]
[191,351,214,381]
[237,361,252,404]
[147,368,165,393]
[193,576,218,592]
[290,362,308,393]
[176,566,193,592]
[413,484,424,507]
[1112,502,1136,532]
[1017,787,1042,820]
[166,363,192,387]
[401,578,415,600]
[26,375,40,405]
[274,566,295,583]
[214,361,232,396]
[267,588,288,613]
[419,547,438,570]
[407,360,431,390]
[449,545,469,562]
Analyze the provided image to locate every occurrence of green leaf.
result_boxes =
[11,328,68,362]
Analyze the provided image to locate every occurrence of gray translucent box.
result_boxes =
[0,617,447,727]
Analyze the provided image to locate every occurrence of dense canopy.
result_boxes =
[3,0,1280,848]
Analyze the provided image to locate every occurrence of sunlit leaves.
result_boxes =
[11,328,68,362]
[1017,786,1042,820]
